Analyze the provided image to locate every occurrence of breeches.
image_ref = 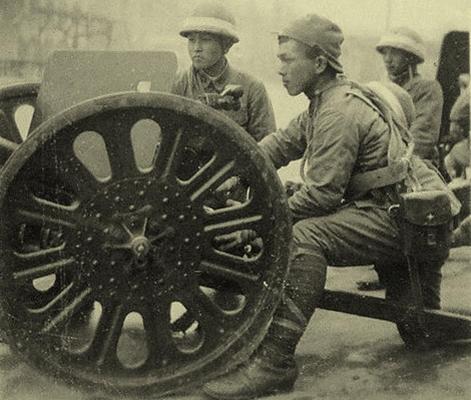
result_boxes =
[289,203,443,309]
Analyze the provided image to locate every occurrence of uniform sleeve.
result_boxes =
[409,80,443,159]
[258,110,308,169]
[170,70,187,96]
[288,107,360,216]
[245,80,277,141]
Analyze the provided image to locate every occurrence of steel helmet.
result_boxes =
[180,0,239,43]
[376,27,425,64]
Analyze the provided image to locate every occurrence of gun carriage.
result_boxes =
[0,50,469,397]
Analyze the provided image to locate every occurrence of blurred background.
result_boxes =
[0,0,468,180]
[0,0,469,121]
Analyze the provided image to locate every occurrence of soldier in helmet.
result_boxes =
[376,27,444,164]
[172,0,276,142]
[357,27,446,292]
[203,14,459,399]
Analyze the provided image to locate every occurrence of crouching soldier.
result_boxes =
[203,14,460,399]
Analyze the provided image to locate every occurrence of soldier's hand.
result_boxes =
[220,84,244,99]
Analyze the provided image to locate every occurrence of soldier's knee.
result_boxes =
[292,219,327,253]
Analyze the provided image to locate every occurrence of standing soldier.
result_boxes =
[203,14,459,399]
[172,0,276,142]
[376,27,444,164]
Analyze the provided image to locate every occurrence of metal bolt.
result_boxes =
[136,244,145,253]
[161,214,168,220]
[86,236,93,242]
[163,197,169,203]
[75,244,81,249]
[175,192,180,197]
[192,215,197,221]
[177,261,183,266]
[98,284,103,289]
[184,237,190,243]
[147,180,152,186]
[138,190,145,197]
[103,228,110,234]
[195,245,201,250]
[178,215,185,221]
[92,259,98,266]
[111,261,116,266]
[164,185,169,190]
[139,296,145,301]
[114,196,120,202]
[129,205,135,211]
[196,232,201,237]
[109,277,115,283]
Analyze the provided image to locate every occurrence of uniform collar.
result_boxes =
[194,58,231,92]
[307,75,348,100]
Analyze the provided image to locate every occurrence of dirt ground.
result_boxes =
[0,247,470,400]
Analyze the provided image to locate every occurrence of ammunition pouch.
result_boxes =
[396,190,453,259]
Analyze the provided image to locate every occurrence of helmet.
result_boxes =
[180,0,239,43]
[376,27,425,64]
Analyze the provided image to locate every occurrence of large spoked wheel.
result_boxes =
[0,92,291,395]
[0,82,39,166]
[0,82,39,142]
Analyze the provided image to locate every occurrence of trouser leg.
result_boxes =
[259,248,327,365]
[261,204,404,359]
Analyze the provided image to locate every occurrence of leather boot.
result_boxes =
[203,352,298,400]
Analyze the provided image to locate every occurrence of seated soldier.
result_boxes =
[203,14,460,400]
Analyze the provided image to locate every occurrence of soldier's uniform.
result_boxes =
[172,65,276,142]
[444,90,470,178]
[204,14,459,400]
[172,1,276,142]
[376,28,444,163]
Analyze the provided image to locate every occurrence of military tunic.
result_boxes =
[396,74,444,161]
[171,61,276,141]
[259,76,452,308]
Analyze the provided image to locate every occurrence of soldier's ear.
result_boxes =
[314,55,329,74]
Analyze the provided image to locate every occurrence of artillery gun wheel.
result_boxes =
[0,82,39,166]
[0,92,291,395]
[0,82,39,143]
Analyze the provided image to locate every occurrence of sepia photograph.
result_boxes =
[0,0,469,399]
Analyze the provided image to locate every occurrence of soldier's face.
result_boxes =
[187,32,225,70]
[277,39,318,96]
[381,47,411,76]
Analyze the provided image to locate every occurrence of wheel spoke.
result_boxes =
[59,156,104,199]
[204,215,264,239]
[15,194,79,230]
[141,302,179,367]
[200,248,262,284]
[12,244,75,283]
[182,156,236,202]
[179,288,226,334]
[39,285,92,334]
[154,126,186,179]
[85,303,125,368]
[99,118,139,180]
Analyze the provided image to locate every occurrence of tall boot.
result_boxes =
[203,250,327,400]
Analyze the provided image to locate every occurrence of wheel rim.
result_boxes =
[0,92,291,394]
